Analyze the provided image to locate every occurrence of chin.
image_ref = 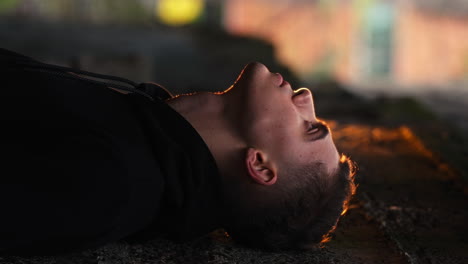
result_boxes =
[243,62,269,76]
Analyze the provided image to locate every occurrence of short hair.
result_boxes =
[223,155,357,250]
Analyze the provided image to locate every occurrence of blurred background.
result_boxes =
[1,0,467,133]
[1,1,468,262]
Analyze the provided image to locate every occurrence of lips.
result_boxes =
[275,73,284,86]
[276,73,292,89]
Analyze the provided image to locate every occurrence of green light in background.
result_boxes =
[156,0,205,26]
[0,0,19,14]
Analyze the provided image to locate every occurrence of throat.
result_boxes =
[166,92,223,119]
[166,92,243,178]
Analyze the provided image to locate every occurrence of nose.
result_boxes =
[292,88,316,120]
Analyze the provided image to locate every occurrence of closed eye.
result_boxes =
[307,123,320,134]
[305,121,330,141]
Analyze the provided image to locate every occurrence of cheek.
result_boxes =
[264,105,298,140]
[244,93,277,124]
[263,122,296,154]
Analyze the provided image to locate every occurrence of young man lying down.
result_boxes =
[0,48,356,255]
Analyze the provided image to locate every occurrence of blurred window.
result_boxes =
[363,2,395,79]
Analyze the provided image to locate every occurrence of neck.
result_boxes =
[166,92,245,177]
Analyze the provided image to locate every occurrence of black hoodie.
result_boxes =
[0,48,223,256]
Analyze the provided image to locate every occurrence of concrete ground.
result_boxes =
[1,19,467,264]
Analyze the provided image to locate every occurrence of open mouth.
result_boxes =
[280,76,291,89]
[275,73,284,86]
[276,73,290,88]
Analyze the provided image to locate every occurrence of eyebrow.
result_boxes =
[308,121,330,142]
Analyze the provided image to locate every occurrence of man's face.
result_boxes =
[227,62,340,175]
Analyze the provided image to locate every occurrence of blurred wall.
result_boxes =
[224,0,468,88]
[395,3,468,86]
[224,0,355,82]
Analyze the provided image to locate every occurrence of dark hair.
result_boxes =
[223,155,357,250]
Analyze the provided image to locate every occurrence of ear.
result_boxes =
[245,148,278,186]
